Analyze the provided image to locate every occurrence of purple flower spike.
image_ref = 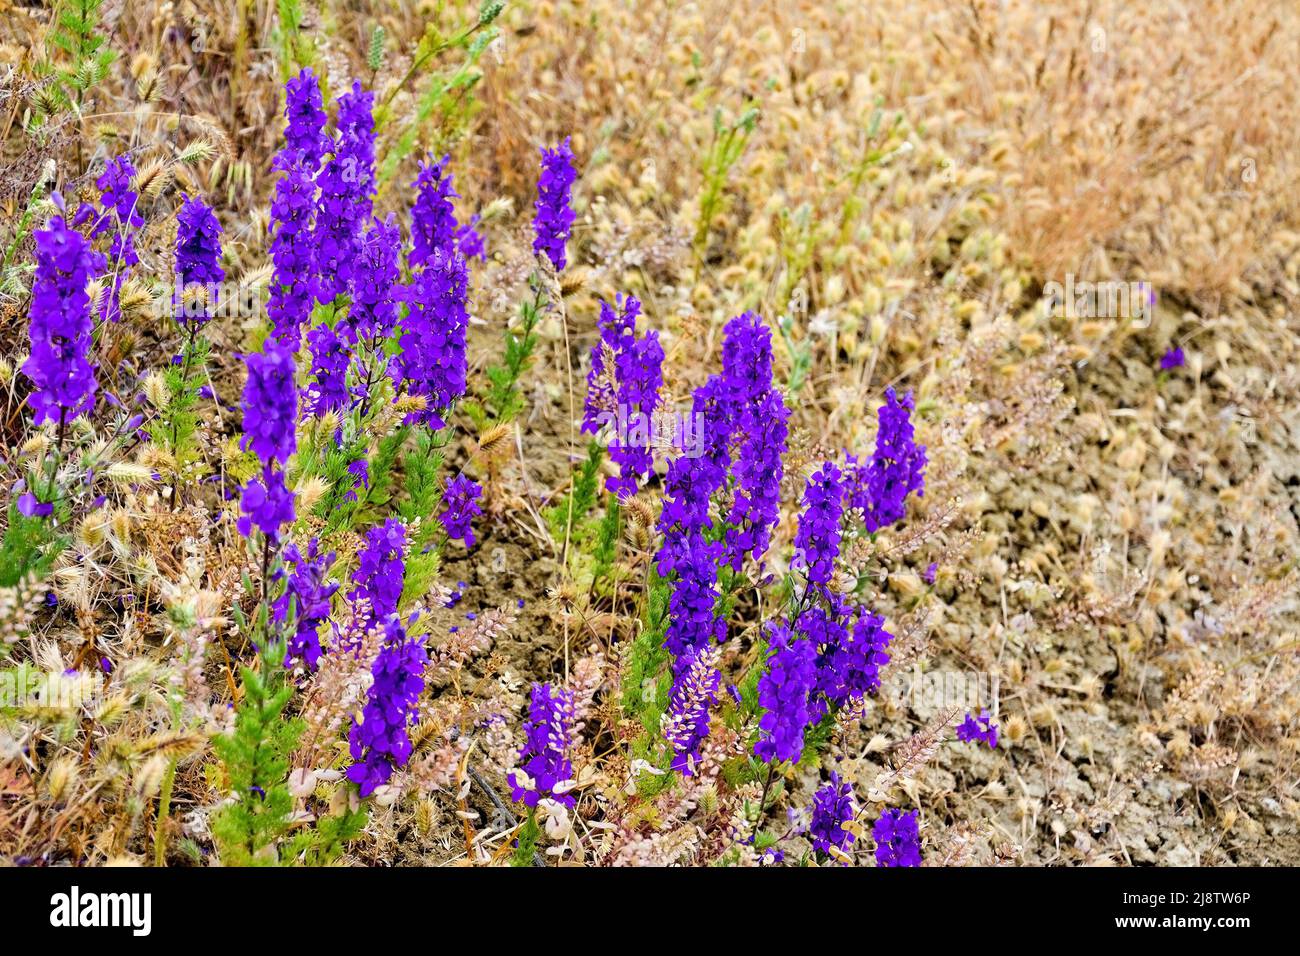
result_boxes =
[346,615,427,796]
[274,538,338,671]
[754,621,818,765]
[793,462,845,588]
[81,155,143,324]
[532,138,577,271]
[846,387,927,533]
[809,772,858,861]
[348,216,401,344]
[509,683,577,808]
[439,474,483,547]
[304,322,352,415]
[267,153,319,350]
[873,808,922,867]
[24,216,103,426]
[349,519,407,629]
[410,155,461,268]
[240,338,298,466]
[313,80,376,302]
[283,68,328,165]
[174,194,225,299]
[394,247,469,427]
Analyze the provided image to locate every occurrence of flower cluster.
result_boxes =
[274,539,338,672]
[657,530,726,663]
[174,194,225,302]
[239,339,298,466]
[349,519,407,629]
[793,461,846,587]
[347,216,402,343]
[726,388,789,569]
[346,615,427,796]
[304,322,352,415]
[236,470,297,541]
[283,68,328,165]
[872,808,921,867]
[77,155,143,324]
[811,602,893,713]
[753,622,818,764]
[410,155,460,267]
[846,387,927,533]
[583,294,664,498]
[24,215,103,427]
[267,153,319,350]
[508,683,577,808]
[809,772,857,860]
[395,247,469,427]
[532,138,577,271]
[956,710,999,749]
[238,338,298,542]
[1160,346,1185,370]
[313,81,375,301]
[439,474,483,547]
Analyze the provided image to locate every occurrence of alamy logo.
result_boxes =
[49,886,152,937]
[1041,273,1155,327]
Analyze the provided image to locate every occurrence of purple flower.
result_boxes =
[1160,346,1185,370]
[17,492,53,518]
[240,338,298,466]
[809,772,857,860]
[283,68,328,165]
[793,462,845,587]
[80,155,143,324]
[846,387,926,533]
[956,710,999,749]
[873,807,921,867]
[174,194,225,305]
[313,81,375,301]
[658,530,727,663]
[349,519,407,628]
[726,387,788,569]
[274,538,338,671]
[237,467,296,541]
[662,645,721,775]
[532,138,577,271]
[394,247,468,427]
[304,321,352,415]
[267,153,319,350]
[582,294,635,433]
[583,295,664,498]
[607,330,664,497]
[24,216,102,425]
[809,601,893,714]
[410,155,460,268]
[439,473,483,547]
[347,216,401,344]
[508,682,576,808]
[923,561,938,585]
[344,458,370,502]
[346,614,427,796]
[657,379,731,536]
[457,214,486,262]
[754,621,818,764]
[719,311,774,413]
